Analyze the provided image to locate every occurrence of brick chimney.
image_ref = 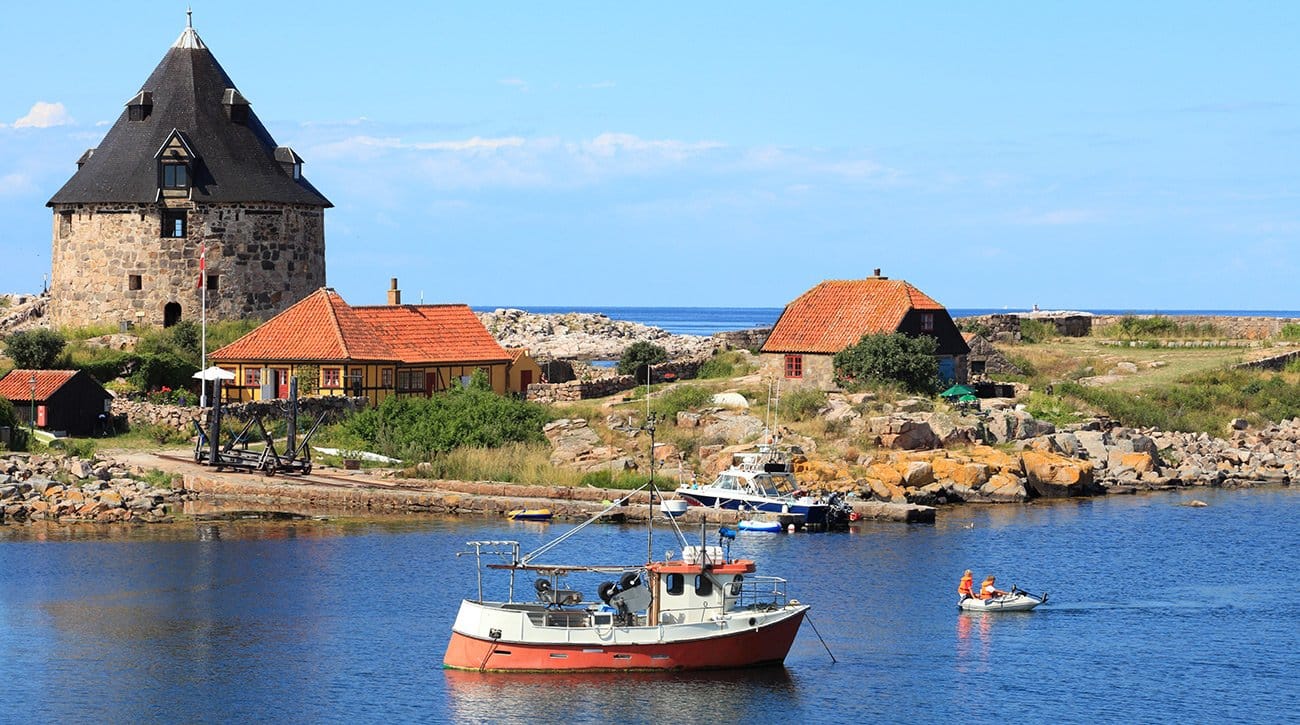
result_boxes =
[387,277,401,305]
[869,268,888,279]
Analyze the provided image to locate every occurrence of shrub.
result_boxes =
[833,333,940,395]
[1019,319,1056,344]
[344,384,549,459]
[50,438,97,459]
[578,469,658,490]
[779,387,827,422]
[651,384,713,421]
[697,350,755,379]
[131,423,190,445]
[5,329,67,369]
[130,352,198,392]
[1280,323,1300,341]
[617,341,669,378]
[0,397,28,451]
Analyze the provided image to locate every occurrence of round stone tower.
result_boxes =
[47,17,330,330]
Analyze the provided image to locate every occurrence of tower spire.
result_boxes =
[187,6,193,28]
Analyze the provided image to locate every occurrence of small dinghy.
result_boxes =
[506,508,553,521]
[958,586,1047,612]
[738,519,783,533]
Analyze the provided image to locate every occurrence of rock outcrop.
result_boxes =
[477,308,718,361]
[0,453,192,524]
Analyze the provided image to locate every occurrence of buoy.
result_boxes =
[787,524,795,532]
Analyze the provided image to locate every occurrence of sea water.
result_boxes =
[1,487,1296,722]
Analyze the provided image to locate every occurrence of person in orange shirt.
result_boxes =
[980,575,1007,600]
[958,570,975,599]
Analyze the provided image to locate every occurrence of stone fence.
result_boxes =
[113,396,368,434]
[526,360,704,403]
[712,327,771,351]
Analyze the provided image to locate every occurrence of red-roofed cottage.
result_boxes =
[0,369,114,436]
[209,281,513,404]
[760,271,969,389]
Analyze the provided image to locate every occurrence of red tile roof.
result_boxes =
[210,288,507,365]
[353,304,508,364]
[761,278,947,354]
[0,369,78,402]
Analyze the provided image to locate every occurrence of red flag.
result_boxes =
[197,244,206,289]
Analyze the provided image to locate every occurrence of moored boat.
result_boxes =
[444,416,809,673]
[506,508,553,521]
[958,587,1047,612]
[675,442,848,529]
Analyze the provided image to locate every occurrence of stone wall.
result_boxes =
[1091,315,1300,341]
[957,313,1093,340]
[713,327,770,351]
[50,201,325,329]
[112,396,366,434]
[525,360,703,403]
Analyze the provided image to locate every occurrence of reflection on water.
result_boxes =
[0,487,1297,721]
[444,667,797,722]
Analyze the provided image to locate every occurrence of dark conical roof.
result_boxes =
[47,24,331,207]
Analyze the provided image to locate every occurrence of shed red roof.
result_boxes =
[0,370,78,402]
[210,288,507,365]
[761,278,947,354]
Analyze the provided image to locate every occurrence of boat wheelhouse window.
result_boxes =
[754,474,782,497]
[769,473,798,495]
[729,574,744,596]
[715,474,740,490]
[665,573,684,595]
[695,575,713,597]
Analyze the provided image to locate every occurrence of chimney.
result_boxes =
[387,277,401,305]
[869,268,888,279]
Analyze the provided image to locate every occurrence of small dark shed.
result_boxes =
[0,369,114,436]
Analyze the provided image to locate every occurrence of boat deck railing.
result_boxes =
[735,575,790,609]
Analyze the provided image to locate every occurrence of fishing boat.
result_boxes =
[444,416,810,673]
[506,508,553,521]
[958,586,1048,612]
[675,443,846,528]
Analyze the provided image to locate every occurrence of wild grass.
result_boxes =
[407,442,586,485]
[696,350,756,379]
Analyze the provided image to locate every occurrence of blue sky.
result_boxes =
[1,2,1298,310]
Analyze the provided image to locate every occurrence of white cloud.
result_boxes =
[498,78,529,91]
[1008,208,1099,226]
[13,101,73,129]
[0,172,35,196]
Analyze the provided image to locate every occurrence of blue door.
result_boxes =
[938,356,956,383]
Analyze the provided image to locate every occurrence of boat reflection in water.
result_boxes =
[443,667,798,722]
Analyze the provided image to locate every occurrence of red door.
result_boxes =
[425,373,436,397]
[275,368,290,398]
[520,370,533,396]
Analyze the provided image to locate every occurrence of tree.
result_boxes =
[617,341,669,379]
[4,329,67,369]
[833,332,940,395]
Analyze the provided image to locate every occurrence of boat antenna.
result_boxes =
[772,377,782,442]
[645,412,657,565]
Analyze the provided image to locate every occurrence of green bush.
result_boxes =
[1019,319,1056,344]
[617,341,669,378]
[779,387,827,422]
[697,350,755,379]
[130,352,198,392]
[651,384,712,421]
[5,329,67,369]
[131,422,190,445]
[578,469,658,490]
[833,332,940,395]
[343,384,549,459]
[0,397,29,451]
[1280,323,1300,341]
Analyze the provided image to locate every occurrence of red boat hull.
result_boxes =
[443,609,806,672]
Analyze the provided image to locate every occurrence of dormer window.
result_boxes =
[275,146,303,180]
[155,128,196,198]
[222,88,250,124]
[127,91,153,122]
[162,162,188,189]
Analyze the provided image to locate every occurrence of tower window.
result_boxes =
[128,274,142,291]
[162,163,188,189]
[58,210,73,238]
[162,209,187,238]
[206,274,220,291]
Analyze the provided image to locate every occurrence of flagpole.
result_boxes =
[200,243,208,408]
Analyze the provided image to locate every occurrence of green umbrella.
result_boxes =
[941,384,976,398]
[958,394,978,403]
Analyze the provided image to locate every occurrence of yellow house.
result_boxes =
[209,286,510,405]
[505,348,543,397]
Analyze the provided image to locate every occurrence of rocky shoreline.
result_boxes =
[0,454,193,524]
[476,308,718,360]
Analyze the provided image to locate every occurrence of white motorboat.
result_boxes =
[676,443,848,529]
[957,586,1047,612]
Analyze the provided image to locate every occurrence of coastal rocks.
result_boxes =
[699,410,766,444]
[0,453,190,525]
[1021,450,1096,498]
[543,419,632,471]
[477,308,719,361]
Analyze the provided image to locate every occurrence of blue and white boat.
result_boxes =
[676,444,831,527]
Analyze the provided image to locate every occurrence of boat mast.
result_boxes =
[645,411,656,565]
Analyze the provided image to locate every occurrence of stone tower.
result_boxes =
[46,16,330,329]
